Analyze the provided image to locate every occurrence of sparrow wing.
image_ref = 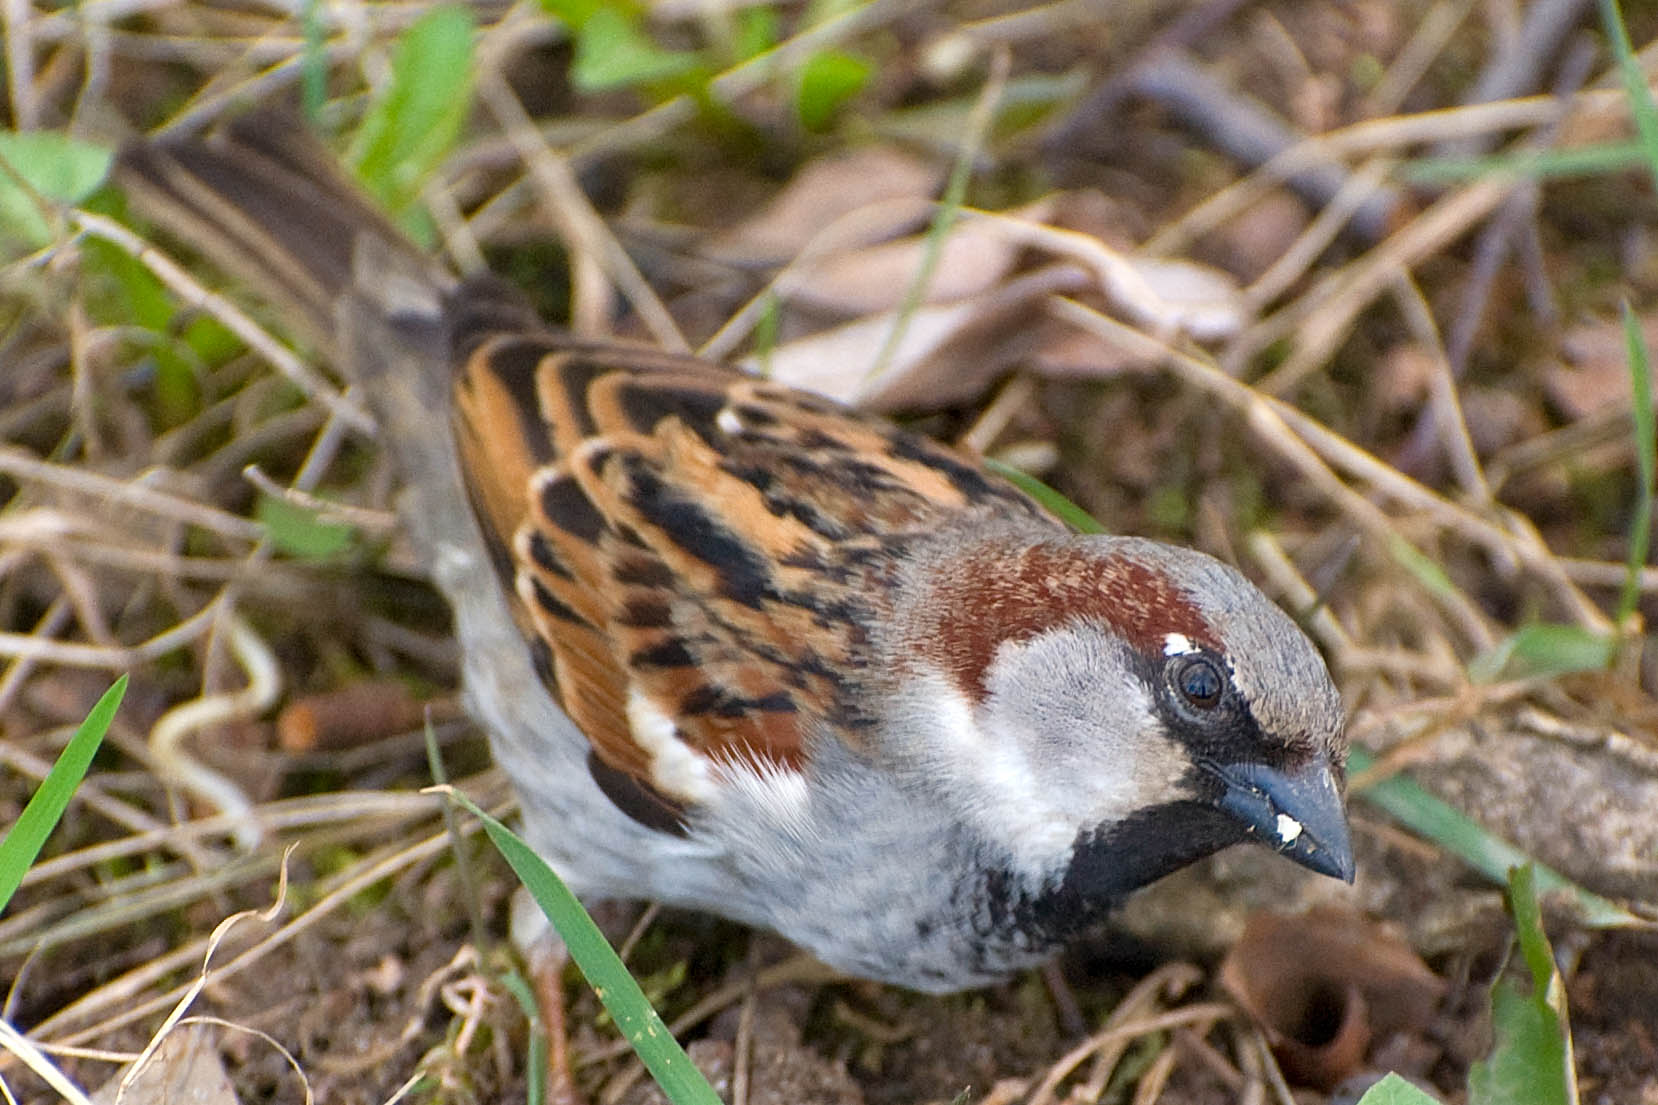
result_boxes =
[115,108,1062,837]
[453,330,1057,831]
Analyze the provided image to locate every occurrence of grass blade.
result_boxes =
[1348,747,1644,929]
[1355,1071,1444,1104]
[1468,865,1579,1105]
[439,789,723,1105]
[985,457,1107,534]
[1618,302,1654,627]
[0,675,126,915]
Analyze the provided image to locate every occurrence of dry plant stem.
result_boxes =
[937,0,1102,52]
[1127,49,1400,241]
[1390,275,1494,507]
[1251,1027,1298,1105]
[1488,405,1638,489]
[1242,156,1397,314]
[614,902,661,964]
[2,0,38,130]
[1559,557,1658,593]
[27,0,260,44]
[1243,532,1356,663]
[1340,647,1474,687]
[1245,174,1516,394]
[1346,680,1544,779]
[581,956,841,1067]
[1025,1005,1234,1105]
[977,1079,1032,1105]
[1232,1021,1267,1105]
[17,792,435,889]
[474,63,684,350]
[960,373,1040,456]
[0,446,263,543]
[1145,83,1648,261]
[1449,31,1594,365]
[1023,962,1203,1105]
[23,813,481,1047]
[70,211,374,433]
[732,986,756,1105]
[1039,0,1254,154]
[172,1018,313,1103]
[0,599,219,668]
[43,550,115,644]
[0,1021,94,1105]
[150,391,355,846]
[115,872,294,1103]
[1435,0,1593,158]
[46,553,116,646]
[149,610,278,852]
[0,849,272,963]
[1130,1015,1216,1105]
[67,297,102,461]
[697,194,940,363]
[1361,0,1471,119]
[1515,707,1658,776]
[1173,1024,1245,1092]
[157,43,364,137]
[951,208,1224,339]
[424,175,487,277]
[0,516,305,583]
[242,463,399,533]
[0,733,220,874]
[1049,297,1611,633]
[0,595,71,719]
[1401,39,1592,473]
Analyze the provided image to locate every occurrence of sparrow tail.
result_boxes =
[114,110,444,364]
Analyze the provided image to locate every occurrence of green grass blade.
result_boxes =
[1468,865,1579,1105]
[1355,1072,1444,1105]
[1599,0,1658,187]
[349,4,476,225]
[1466,622,1616,683]
[1618,302,1655,626]
[1348,747,1643,928]
[984,458,1107,534]
[0,675,126,915]
[499,970,549,1105]
[1405,142,1648,185]
[300,0,327,123]
[440,790,723,1105]
[0,130,112,248]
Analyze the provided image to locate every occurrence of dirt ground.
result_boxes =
[4,1,1658,1103]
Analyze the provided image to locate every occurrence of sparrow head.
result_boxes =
[894,532,1351,904]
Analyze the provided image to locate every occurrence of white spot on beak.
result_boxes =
[1163,633,1197,656]
[1274,813,1303,845]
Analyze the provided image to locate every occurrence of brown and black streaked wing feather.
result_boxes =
[451,319,1059,833]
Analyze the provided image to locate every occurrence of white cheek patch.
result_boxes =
[627,687,717,803]
[908,671,1081,868]
[1274,813,1304,845]
[1163,633,1199,656]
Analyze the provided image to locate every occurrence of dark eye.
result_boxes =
[1174,655,1225,709]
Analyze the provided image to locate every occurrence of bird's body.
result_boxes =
[117,113,1352,992]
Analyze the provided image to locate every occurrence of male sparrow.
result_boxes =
[116,112,1351,993]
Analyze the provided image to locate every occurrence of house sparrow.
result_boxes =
[116,111,1351,993]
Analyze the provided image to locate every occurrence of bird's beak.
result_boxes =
[1210,758,1355,882]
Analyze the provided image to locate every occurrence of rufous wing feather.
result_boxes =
[452,331,1060,831]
